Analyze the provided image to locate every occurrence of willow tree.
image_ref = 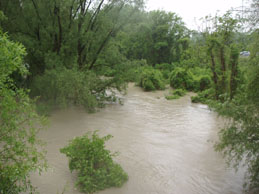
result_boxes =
[0,0,144,74]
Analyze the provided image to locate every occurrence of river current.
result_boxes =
[31,83,245,194]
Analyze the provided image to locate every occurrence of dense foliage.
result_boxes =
[169,67,211,91]
[60,132,128,193]
[137,67,166,91]
[165,88,186,100]
[0,0,143,112]
[1,0,258,192]
[0,21,47,193]
[30,68,125,113]
[213,30,259,193]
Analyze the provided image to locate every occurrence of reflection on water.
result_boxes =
[31,84,245,194]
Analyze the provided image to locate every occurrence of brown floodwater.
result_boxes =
[31,83,245,194]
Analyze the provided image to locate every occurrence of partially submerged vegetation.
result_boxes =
[60,132,128,193]
[137,67,166,91]
[165,88,187,100]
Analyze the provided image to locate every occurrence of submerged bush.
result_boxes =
[169,67,189,89]
[169,67,211,91]
[30,68,125,112]
[188,67,211,91]
[137,67,165,91]
[165,88,186,100]
[60,132,128,193]
[191,88,215,103]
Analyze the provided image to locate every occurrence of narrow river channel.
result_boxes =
[31,83,245,194]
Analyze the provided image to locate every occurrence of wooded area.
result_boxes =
[0,0,258,193]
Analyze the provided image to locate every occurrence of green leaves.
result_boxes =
[165,88,187,100]
[137,67,166,91]
[60,131,128,193]
[30,68,125,113]
[0,33,27,87]
[0,32,47,194]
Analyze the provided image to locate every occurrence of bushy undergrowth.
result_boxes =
[154,63,174,79]
[119,60,148,82]
[60,132,128,194]
[169,67,189,89]
[165,88,186,100]
[169,67,211,91]
[30,68,125,113]
[191,88,215,103]
[137,67,166,91]
[96,59,148,83]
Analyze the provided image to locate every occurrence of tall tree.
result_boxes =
[0,0,144,76]
[119,10,189,65]
[204,13,240,100]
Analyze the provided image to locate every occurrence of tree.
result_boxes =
[0,0,144,76]
[214,24,259,194]
[204,13,240,100]
[119,10,189,65]
[0,15,47,193]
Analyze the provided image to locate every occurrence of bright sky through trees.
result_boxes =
[146,0,244,30]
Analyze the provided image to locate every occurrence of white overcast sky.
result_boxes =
[146,0,244,30]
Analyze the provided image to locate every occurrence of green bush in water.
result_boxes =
[173,88,187,96]
[120,60,148,82]
[187,67,211,91]
[165,88,186,100]
[191,88,215,103]
[30,68,98,111]
[30,68,125,112]
[154,63,173,79]
[60,132,128,194]
[169,67,189,89]
[169,67,211,91]
[165,95,180,100]
[138,67,165,91]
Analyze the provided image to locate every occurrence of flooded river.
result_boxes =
[32,84,245,194]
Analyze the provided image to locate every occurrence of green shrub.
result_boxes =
[30,68,98,111]
[188,67,211,91]
[120,60,148,82]
[154,63,171,70]
[173,88,187,96]
[191,88,215,103]
[169,67,189,89]
[199,75,211,91]
[137,67,165,91]
[165,95,180,100]
[169,67,211,91]
[154,63,173,79]
[165,88,186,100]
[30,68,125,112]
[60,132,128,193]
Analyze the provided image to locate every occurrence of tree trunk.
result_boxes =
[220,47,226,95]
[229,47,239,99]
[210,50,219,100]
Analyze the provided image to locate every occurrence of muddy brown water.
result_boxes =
[31,84,245,194]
